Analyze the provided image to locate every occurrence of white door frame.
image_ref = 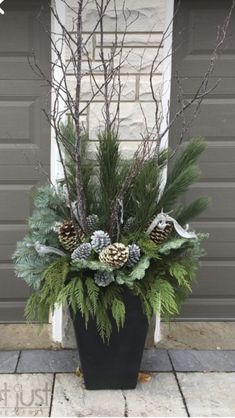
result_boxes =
[51,0,66,343]
[154,0,174,344]
[50,0,175,344]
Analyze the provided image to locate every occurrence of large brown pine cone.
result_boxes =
[58,220,84,252]
[149,222,173,244]
[99,243,129,269]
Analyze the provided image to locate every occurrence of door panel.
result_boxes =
[170,0,235,319]
[0,0,50,321]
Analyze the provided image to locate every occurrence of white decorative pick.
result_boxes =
[34,242,66,257]
[147,211,197,239]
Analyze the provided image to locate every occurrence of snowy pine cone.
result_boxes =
[86,214,99,234]
[90,230,111,252]
[126,244,141,267]
[71,243,92,260]
[94,271,114,287]
[123,217,135,233]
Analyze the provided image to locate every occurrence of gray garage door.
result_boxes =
[0,0,50,321]
[170,0,235,319]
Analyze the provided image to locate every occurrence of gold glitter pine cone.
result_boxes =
[99,243,129,269]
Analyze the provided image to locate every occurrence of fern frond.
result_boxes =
[111,298,125,331]
[169,263,191,291]
[96,304,112,343]
[85,277,100,314]
[147,279,178,316]
[39,257,70,313]
[25,292,49,323]
[132,282,152,322]
[73,278,85,316]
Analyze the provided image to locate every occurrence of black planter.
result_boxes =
[71,291,148,390]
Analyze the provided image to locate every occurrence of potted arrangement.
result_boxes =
[13,120,208,389]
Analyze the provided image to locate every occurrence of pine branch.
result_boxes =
[158,138,207,213]
[176,196,210,225]
[169,138,206,184]
[158,164,200,212]
[97,131,126,230]
[126,159,161,234]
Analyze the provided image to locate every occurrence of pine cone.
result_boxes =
[99,243,129,269]
[71,243,92,260]
[91,230,111,253]
[123,217,136,234]
[86,214,99,234]
[126,244,141,267]
[58,220,84,252]
[94,271,114,287]
[149,222,173,244]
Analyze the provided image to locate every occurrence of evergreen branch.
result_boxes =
[169,138,206,184]
[71,259,114,273]
[176,196,210,225]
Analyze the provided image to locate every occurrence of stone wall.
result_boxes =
[66,0,165,147]
[62,0,165,347]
